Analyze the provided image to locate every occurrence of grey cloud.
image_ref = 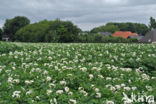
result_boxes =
[0,0,156,30]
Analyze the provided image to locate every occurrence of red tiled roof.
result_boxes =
[112,31,138,39]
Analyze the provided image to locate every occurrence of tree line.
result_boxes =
[91,22,149,35]
[0,16,156,42]
[91,17,156,35]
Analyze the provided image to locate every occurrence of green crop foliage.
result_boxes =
[0,42,156,104]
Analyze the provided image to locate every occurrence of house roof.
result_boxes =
[112,31,138,39]
[139,29,156,43]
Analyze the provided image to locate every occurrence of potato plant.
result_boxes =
[0,42,156,104]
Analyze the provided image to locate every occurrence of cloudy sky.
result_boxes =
[0,0,156,30]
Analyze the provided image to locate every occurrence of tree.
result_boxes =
[3,16,30,41]
[15,20,53,42]
[44,30,59,42]
[90,24,119,33]
[15,19,81,42]
[49,19,81,42]
[106,22,149,35]
[149,17,156,29]
[0,28,2,40]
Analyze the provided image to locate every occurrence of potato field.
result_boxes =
[0,42,156,104]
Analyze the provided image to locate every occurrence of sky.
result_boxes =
[0,0,156,31]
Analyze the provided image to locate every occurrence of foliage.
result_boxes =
[3,16,30,41]
[106,22,149,35]
[44,30,59,42]
[0,42,156,104]
[1,16,155,43]
[77,33,138,43]
[0,28,2,40]
[15,20,53,42]
[90,22,149,36]
[149,17,156,30]
[0,42,22,54]
[91,24,119,33]
[48,19,81,42]
[15,19,81,42]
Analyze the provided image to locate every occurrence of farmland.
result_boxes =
[0,42,156,104]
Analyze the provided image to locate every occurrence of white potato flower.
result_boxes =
[78,87,84,90]
[13,79,20,84]
[46,76,52,81]
[120,68,132,72]
[106,84,112,88]
[91,84,95,88]
[69,99,77,104]
[43,70,48,75]
[142,74,150,80]
[115,85,121,90]
[54,98,57,104]
[131,87,137,91]
[49,83,56,88]
[146,86,153,91]
[12,91,21,98]
[89,74,94,79]
[25,80,34,85]
[121,84,126,87]
[106,77,112,80]
[110,86,116,92]
[98,75,104,79]
[96,92,101,98]
[106,100,115,104]
[95,88,99,92]
[123,87,131,91]
[56,90,64,94]
[80,90,88,96]
[36,96,40,100]
[151,77,156,79]
[14,56,18,59]
[47,89,52,95]
[80,67,87,72]
[8,77,13,83]
[68,91,73,95]
[60,81,66,85]
[65,87,69,92]
[26,89,33,95]
[50,98,57,104]
[12,67,16,70]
